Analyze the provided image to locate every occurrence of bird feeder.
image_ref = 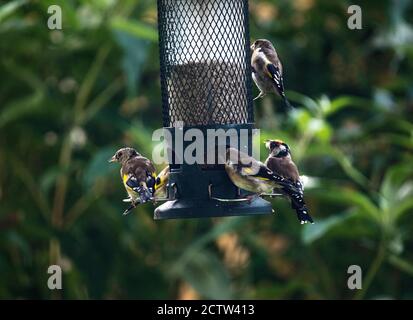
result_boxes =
[154,0,272,219]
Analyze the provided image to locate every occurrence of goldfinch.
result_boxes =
[264,140,314,224]
[251,39,292,108]
[224,147,298,196]
[109,147,157,215]
[154,165,170,200]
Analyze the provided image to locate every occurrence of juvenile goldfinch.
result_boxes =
[109,147,157,215]
[154,165,170,200]
[264,140,314,224]
[224,147,298,197]
[251,39,292,108]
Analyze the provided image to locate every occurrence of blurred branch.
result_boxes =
[64,186,103,229]
[52,44,112,230]
[74,45,112,124]
[110,17,158,42]
[51,44,112,273]
[8,154,50,221]
[331,148,371,189]
[0,0,27,23]
[388,255,413,277]
[354,236,386,300]
[82,76,124,125]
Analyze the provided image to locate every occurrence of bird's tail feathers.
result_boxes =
[294,205,314,224]
[283,184,314,224]
[282,95,294,110]
[133,186,153,204]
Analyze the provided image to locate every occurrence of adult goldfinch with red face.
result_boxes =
[264,140,314,224]
[251,39,292,109]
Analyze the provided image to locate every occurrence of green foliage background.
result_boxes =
[0,0,412,299]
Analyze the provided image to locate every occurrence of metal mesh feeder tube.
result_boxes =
[154,0,272,219]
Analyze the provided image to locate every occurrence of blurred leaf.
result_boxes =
[331,148,370,188]
[0,90,44,128]
[287,91,319,113]
[373,89,395,111]
[326,96,373,115]
[302,210,357,244]
[171,250,233,299]
[393,197,413,221]
[380,163,413,201]
[311,187,380,222]
[83,147,117,189]
[128,121,157,156]
[0,62,46,128]
[40,167,60,194]
[0,0,27,24]
[5,231,30,257]
[111,17,158,42]
[113,30,150,97]
[388,255,413,277]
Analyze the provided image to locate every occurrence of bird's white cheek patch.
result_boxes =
[256,51,271,64]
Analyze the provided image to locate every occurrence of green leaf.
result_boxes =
[311,187,380,222]
[0,0,27,23]
[83,147,117,189]
[302,210,357,244]
[380,163,413,202]
[331,148,370,188]
[0,62,46,128]
[388,255,413,277]
[286,91,319,114]
[113,30,150,97]
[172,250,233,299]
[110,17,158,42]
[326,96,373,116]
[393,197,413,221]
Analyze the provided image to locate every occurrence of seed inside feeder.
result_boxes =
[167,62,249,127]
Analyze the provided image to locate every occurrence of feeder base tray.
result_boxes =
[154,197,273,220]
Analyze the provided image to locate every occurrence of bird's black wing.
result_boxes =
[238,161,295,190]
[125,175,141,192]
[265,156,300,183]
[123,157,156,203]
[266,63,285,96]
[266,63,293,109]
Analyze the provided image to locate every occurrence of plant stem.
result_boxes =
[354,237,386,300]
[49,45,111,288]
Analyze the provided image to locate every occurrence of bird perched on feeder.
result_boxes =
[109,147,157,215]
[250,39,292,109]
[225,147,313,224]
[224,147,291,195]
[154,165,170,200]
[264,139,313,224]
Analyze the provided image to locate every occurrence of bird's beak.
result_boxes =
[108,155,116,163]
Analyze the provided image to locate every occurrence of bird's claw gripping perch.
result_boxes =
[123,201,137,216]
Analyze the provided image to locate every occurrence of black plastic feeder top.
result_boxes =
[154,0,272,219]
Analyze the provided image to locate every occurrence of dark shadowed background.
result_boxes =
[0,0,412,299]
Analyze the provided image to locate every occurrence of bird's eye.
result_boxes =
[118,152,123,158]
[270,142,277,149]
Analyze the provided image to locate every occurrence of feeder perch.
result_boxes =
[154,0,272,219]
